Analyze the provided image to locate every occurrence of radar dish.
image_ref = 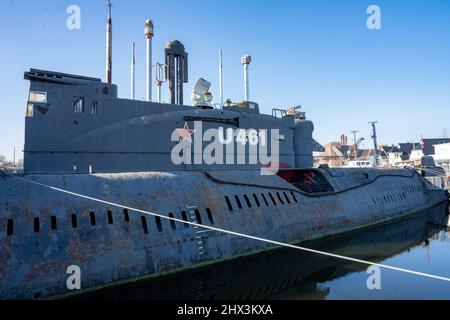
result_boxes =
[191,78,213,107]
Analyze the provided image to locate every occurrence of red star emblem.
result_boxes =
[176,122,196,143]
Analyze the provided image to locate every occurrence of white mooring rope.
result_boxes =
[3,172,450,284]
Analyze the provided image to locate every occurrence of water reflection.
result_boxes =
[87,204,450,300]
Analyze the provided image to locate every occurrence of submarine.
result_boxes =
[0,12,447,300]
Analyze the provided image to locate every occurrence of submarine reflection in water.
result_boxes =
[86,204,450,300]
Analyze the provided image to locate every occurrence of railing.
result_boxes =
[272,107,306,120]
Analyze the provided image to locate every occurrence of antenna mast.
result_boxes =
[350,130,359,161]
[369,121,379,167]
[131,42,136,99]
[219,50,223,106]
[105,0,113,84]
[154,63,168,103]
[145,19,154,102]
[241,54,251,102]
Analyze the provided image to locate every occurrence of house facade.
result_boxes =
[433,143,450,177]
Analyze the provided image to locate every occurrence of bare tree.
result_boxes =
[0,155,23,173]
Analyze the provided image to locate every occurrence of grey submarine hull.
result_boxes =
[0,167,447,299]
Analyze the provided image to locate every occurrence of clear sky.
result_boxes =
[1,0,449,161]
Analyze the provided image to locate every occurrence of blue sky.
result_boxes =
[1,0,449,161]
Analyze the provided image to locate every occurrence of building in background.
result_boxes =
[316,136,450,169]
[433,142,450,178]
[395,138,450,166]
[380,145,404,167]
[316,134,375,168]
[409,138,450,161]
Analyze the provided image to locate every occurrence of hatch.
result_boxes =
[277,169,334,194]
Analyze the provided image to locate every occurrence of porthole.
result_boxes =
[252,194,261,207]
[182,211,189,228]
[51,216,57,230]
[206,208,214,224]
[195,210,203,225]
[123,209,130,222]
[71,214,78,229]
[168,213,176,230]
[261,193,269,206]
[34,217,40,233]
[290,192,298,203]
[269,193,277,206]
[235,196,243,209]
[155,216,163,232]
[90,212,96,226]
[276,192,285,205]
[243,195,252,208]
[107,211,114,225]
[283,192,291,204]
[141,216,149,235]
[225,196,233,211]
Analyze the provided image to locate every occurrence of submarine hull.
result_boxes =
[0,168,447,299]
